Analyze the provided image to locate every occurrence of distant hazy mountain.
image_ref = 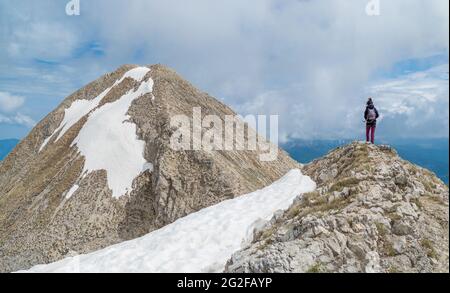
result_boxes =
[283,138,449,185]
[0,139,19,161]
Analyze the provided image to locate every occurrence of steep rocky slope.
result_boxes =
[0,64,299,272]
[225,142,449,273]
[21,170,315,273]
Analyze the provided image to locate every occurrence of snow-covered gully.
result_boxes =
[39,67,154,198]
[20,169,315,273]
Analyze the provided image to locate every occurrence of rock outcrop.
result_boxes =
[0,64,299,272]
[225,142,449,273]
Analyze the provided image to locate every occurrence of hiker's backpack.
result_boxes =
[367,108,377,121]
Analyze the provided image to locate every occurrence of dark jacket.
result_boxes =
[364,104,379,126]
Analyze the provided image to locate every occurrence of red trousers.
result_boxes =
[366,125,376,144]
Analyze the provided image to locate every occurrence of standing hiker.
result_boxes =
[364,97,379,144]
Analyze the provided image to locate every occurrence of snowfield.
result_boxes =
[65,184,79,199]
[39,66,153,198]
[73,74,154,198]
[21,169,315,273]
[39,67,150,152]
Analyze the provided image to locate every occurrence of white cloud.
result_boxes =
[0,92,25,112]
[0,0,448,139]
[0,91,35,128]
[13,113,36,127]
[366,64,449,138]
[79,0,448,139]
[0,113,35,127]
[7,21,79,60]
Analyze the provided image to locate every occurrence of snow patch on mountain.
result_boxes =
[38,66,153,198]
[39,67,151,152]
[65,184,79,199]
[120,66,151,82]
[21,169,316,273]
[73,78,154,198]
[39,93,104,152]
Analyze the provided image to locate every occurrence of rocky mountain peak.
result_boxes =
[1,64,447,273]
[225,142,449,273]
[0,64,299,272]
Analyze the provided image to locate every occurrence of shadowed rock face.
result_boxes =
[225,142,449,273]
[0,64,300,272]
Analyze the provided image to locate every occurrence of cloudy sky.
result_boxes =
[0,0,448,141]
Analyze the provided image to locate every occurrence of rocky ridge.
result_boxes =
[0,64,299,272]
[225,142,449,273]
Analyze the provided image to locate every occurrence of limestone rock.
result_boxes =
[0,64,300,272]
[225,142,449,273]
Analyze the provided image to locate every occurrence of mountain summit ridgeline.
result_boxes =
[0,65,299,272]
[226,142,449,273]
[0,65,448,273]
